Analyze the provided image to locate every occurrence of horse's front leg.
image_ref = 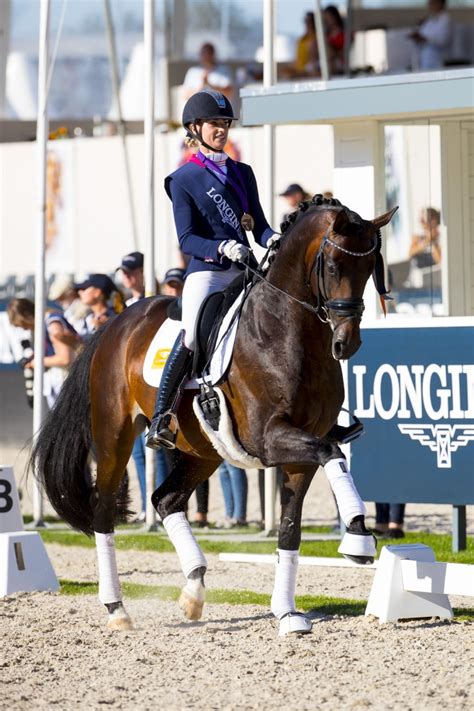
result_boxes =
[319,441,376,565]
[271,468,315,637]
[152,451,219,621]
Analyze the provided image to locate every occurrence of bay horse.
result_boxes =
[32,197,397,635]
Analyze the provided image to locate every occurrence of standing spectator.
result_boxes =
[183,42,234,103]
[405,207,442,288]
[293,12,318,77]
[323,5,347,75]
[279,183,312,221]
[48,275,90,333]
[7,297,77,408]
[217,461,248,528]
[161,267,186,297]
[409,0,452,70]
[75,273,124,340]
[117,251,145,305]
[374,503,405,539]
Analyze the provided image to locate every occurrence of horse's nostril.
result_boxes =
[334,339,344,358]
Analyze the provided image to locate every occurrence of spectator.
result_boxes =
[279,183,312,221]
[75,273,125,340]
[323,5,346,75]
[161,267,186,297]
[117,252,168,523]
[217,461,248,528]
[293,12,318,77]
[405,207,441,287]
[183,42,234,103]
[409,0,452,70]
[48,275,90,334]
[374,503,405,539]
[7,297,77,408]
[117,251,145,305]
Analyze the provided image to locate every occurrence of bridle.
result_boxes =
[307,228,380,324]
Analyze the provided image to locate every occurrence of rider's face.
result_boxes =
[199,119,231,151]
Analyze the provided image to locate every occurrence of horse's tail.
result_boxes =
[30,326,108,536]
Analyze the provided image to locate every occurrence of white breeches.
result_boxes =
[182,267,241,350]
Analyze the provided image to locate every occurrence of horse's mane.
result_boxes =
[279,194,364,240]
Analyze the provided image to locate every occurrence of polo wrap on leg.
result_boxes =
[163,511,207,578]
[271,549,299,619]
[324,457,365,526]
[95,532,122,605]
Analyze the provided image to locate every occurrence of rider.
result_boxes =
[146,88,279,450]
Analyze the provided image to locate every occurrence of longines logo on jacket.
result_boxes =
[206,187,241,234]
[353,364,474,469]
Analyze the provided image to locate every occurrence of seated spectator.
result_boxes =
[75,274,125,340]
[279,183,312,221]
[408,0,452,70]
[405,207,441,288]
[183,43,234,103]
[7,297,77,408]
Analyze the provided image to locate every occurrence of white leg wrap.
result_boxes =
[271,549,299,619]
[163,512,207,578]
[324,457,365,526]
[95,532,122,605]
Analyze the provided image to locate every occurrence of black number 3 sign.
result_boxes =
[0,479,14,513]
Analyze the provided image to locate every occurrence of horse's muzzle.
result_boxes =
[332,320,362,360]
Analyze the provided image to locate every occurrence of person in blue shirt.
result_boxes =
[146,89,279,450]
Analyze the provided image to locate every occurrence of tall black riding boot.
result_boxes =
[146,330,193,450]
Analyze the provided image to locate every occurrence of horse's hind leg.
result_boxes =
[93,418,136,631]
[271,467,315,637]
[318,442,376,564]
[152,451,218,621]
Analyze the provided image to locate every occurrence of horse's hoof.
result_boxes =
[278,612,312,637]
[179,586,205,621]
[107,607,134,631]
[338,530,376,565]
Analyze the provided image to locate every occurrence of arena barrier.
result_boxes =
[0,465,59,597]
[365,544,474,623]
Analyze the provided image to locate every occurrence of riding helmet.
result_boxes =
[182,89,238,127]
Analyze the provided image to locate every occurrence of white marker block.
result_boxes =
[0,466,24,533]
[0,531,59,597]
[365,544,453,623]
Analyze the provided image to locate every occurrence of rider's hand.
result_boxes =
[219,240,250,263]
[266,233,281,249]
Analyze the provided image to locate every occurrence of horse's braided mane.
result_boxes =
[279,194,345,235]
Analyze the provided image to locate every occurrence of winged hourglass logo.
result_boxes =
[398,424,474,469]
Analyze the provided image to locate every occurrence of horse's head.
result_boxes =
[307,204,398,360]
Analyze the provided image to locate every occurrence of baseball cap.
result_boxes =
[163,268,185,286]
[279,183,305,197]
[74,274,116,297]
[118,251,144,272]
[48,274,75,301]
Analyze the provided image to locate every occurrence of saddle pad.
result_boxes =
[142,290,245,389]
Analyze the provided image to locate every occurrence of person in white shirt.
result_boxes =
[409,0,452,70]
[183,43,233,103]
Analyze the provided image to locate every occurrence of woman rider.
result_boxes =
[146,89,279,450]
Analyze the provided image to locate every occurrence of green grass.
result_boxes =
[58,579,474,620]
[40,529,474,564]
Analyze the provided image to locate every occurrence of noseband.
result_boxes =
[308,229,381,324]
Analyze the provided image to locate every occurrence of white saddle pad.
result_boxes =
[143,291,245,389]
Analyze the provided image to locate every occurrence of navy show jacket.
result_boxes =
[165,159,274,277]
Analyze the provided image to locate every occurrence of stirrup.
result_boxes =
[146,412,177,450]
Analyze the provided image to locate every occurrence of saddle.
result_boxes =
[166,273,247,379]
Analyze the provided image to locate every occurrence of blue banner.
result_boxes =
[347,326,474,505]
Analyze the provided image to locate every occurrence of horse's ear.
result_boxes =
[372,206,398,229]
[331,209,352,237]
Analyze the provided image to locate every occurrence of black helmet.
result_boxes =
[182,89,238,127]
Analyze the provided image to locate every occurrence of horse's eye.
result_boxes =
[327,262,337,276]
